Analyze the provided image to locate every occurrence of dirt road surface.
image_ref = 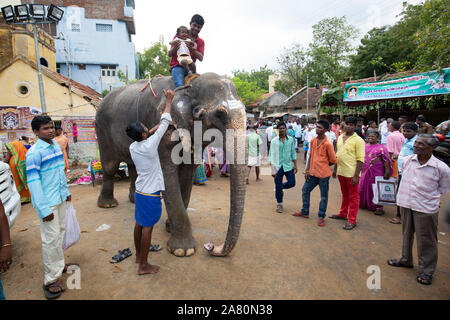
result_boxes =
[3,161,450,300]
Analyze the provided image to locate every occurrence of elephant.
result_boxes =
[94,73,247,257]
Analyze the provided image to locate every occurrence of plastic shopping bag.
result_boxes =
[62,202,80,251]
[372,176,397,206]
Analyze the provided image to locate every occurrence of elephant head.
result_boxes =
[179,73,247,256]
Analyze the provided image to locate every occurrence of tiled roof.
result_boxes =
[284,87,324,109]
[0,55,101,106]
[247,92,274,107]
[43,66,102,104]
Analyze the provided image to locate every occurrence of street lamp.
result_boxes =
[1,5,14,22]
[14,4,29,21]
[47,4,64,22]
[1,3,64,114]
[30,4,46,20]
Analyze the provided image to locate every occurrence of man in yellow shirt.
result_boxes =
[330,116,365,230]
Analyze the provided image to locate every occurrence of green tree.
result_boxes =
[138,36,171,78]
[232,65,274,91]
[414,0,450,71]
[349,0,449,78]
[308,16,359,85]
[232,77,266,106]
[275,43,309,96]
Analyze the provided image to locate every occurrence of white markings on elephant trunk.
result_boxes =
[176,101,184,109]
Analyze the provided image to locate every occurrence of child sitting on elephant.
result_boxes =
[169,26,197,76]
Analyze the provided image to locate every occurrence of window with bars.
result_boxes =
[72,23,80,32]
[96,24,113,32]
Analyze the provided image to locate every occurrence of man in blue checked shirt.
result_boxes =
[26,116,72,300]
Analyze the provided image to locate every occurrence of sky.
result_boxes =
[133,0,423,77]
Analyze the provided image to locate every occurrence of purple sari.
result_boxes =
[359,143,392,210]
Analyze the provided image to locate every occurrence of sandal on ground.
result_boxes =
[43,282,62,300]
[110,248,132,263]
[417,274,432,285]
[374,209,385,216]
[389,218,401,224]
[292,212,309,218]
[63,263,79,273]
[387,258,413,268]
[318,218,325,227]
[343,222,357,230]
[329,214,347,220]
[150,244,163,252]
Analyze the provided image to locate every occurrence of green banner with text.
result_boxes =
[343,68,450,102]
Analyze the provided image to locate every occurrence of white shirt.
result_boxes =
[293,123,302,138]
[129,113,172,194]
[266,126,274,142]
[325,131,336,144]
[379,121,390,144]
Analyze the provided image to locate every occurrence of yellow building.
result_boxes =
[0,24,100,143]
[0,24,56,72]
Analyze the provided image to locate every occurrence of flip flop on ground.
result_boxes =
[317,218,325,227]
[389,218,401,224]
[110,248,132,263]
[417,274,432,285]
[329,214,347,220]
[292,212,309,218]
[387,258,413,268]
[43,282,63,300]
[150,244,163,252]
[343,222,356,230]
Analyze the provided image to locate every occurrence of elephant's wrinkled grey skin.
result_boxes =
[95,73,247,257]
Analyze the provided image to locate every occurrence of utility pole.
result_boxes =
[306,73,309,121]
[60,33,73,110]
[30,0,47,114]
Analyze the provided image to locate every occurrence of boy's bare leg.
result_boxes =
[138,226,160,275]
[134,223,142,263]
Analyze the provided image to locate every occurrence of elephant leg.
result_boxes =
[161,152,195,257]
[127,163,137,203]
[166,164,194,233]
[179,164,195,209]
[97,159,120,208]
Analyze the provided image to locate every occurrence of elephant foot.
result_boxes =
[166,235,196,257]
[97,196,119,208]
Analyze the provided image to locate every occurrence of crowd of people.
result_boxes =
[242,114,449,286]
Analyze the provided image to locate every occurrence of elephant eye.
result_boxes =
[214,107,228,123]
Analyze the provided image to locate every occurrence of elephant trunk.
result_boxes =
[208,111,246,257]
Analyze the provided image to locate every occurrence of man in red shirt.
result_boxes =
[169,14,205,88]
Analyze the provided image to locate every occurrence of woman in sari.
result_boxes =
[358,131,392,215]
[3,140,31,203]
[194,164,207,185]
